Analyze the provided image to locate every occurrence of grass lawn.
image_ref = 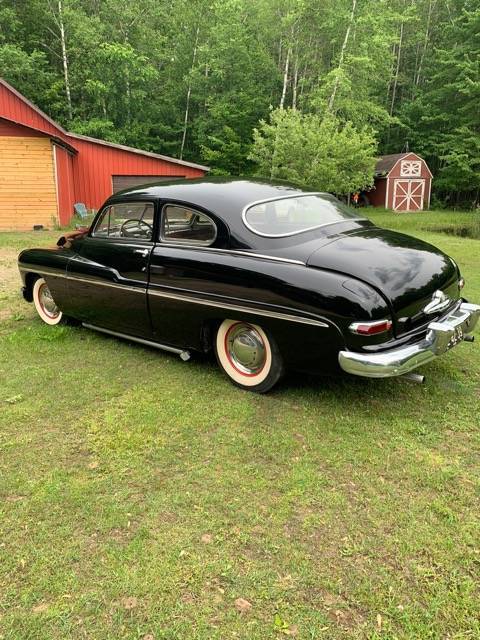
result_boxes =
[0,211,479,639]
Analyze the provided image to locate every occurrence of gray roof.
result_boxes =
[375,153,410,175]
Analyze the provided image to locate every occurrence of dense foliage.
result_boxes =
[0,0,478,206]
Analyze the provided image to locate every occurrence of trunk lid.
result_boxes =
[307,227,459,336]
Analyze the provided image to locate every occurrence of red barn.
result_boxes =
[368,153,432,211]
[0,78,208,230]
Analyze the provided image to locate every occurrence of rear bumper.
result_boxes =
[338,302,480,378]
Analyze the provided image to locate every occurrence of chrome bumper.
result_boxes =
[339,302,480,378]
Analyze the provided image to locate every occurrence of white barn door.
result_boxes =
[393,179,425,211]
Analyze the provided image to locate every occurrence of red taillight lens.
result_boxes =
[349,319,393,335]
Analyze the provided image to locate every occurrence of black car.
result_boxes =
[18,178,479,392]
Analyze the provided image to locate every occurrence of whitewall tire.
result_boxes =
[215,319,284,392]
[32,277,63,325]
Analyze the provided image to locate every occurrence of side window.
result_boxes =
[93,202,154,240]
[161,205,217,246]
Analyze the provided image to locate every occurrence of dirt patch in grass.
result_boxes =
[0,247,23,320]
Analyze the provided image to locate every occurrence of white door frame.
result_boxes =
[393,179,425,211]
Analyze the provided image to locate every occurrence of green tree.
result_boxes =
[249,108,377,194]
[400,3,480,206]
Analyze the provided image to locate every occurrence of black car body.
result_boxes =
[18,178,479,392]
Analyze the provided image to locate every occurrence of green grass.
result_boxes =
[367,208,480,239]
[1,212,479,639]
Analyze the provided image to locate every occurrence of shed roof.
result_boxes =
[375,153,410,175]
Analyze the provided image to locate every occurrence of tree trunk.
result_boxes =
[292,54,299,109]
[327,0,356,112]
[58,0,72,121]
[390,19,404,116]
[180,25,200,160]
[279,46,291,110]
[415,0,436,86]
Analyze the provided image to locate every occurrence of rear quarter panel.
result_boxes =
[147,247,388,373]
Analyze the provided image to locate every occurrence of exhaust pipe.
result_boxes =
[401,372,425,384]
[464,334,474,342]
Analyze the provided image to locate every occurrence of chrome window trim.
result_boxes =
[153,243,305,265]
[160,203,217,247]
[242,193,367,238]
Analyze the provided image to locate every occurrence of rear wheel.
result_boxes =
[215,319,284,392]
[32,277,63,325]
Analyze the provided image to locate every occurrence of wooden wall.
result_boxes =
[0,136,58,230]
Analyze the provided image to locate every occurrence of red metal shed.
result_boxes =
[368,153,432,211]
[0,78,208,230]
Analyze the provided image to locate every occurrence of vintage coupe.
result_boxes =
[18,178,479,392]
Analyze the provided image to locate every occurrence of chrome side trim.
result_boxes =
[18,263,68,278]
[154,244,305,265]
[339,302,480,378]
[241,193,366,239]
[82,323,191,359]
[18,265,146,292]
[68,274,146,293]
[148,287,329,328]
[19,262,328,328]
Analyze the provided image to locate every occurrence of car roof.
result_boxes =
[105,177,365,256]
[108,176,329,220]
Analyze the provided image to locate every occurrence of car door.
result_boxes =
[66,200,155,337]
[148,202,221,347]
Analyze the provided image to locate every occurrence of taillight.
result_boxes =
[349,319,393,335]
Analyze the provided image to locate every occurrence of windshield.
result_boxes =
[243,194,364,238]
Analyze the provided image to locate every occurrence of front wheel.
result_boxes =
[215,319,284,393]
[32,277,63,325]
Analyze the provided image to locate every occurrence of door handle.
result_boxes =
[134,249,149,257]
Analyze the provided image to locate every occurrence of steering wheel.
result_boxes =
[120,218,153,238]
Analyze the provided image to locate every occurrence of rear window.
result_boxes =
[243,194,363,238]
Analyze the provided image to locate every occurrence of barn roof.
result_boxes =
[375,153,410,176]
[68,132,209,171]
[0,77,209,171]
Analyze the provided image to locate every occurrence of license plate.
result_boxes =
[447,326,464,349]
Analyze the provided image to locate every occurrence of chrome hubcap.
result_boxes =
[39,283,60,318]
[226,323,266,375]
